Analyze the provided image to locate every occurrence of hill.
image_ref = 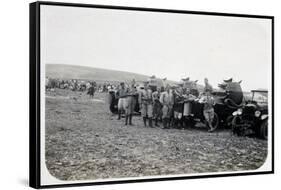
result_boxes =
[46,64,178,86]
[46,64,153,83]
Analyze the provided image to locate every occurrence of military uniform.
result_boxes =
[124,85,138,125]
[160,90,174,128]
[173,89,184,127]
[152,91,162,126]
[139,87,153,127]
[202,94,215,132]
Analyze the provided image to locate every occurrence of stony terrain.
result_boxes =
[45,89,267,181]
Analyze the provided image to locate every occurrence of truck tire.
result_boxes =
[260,119,268,140]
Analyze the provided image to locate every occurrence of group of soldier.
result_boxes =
[115,77,216,132]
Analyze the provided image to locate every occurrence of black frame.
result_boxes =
[29,1,274,188]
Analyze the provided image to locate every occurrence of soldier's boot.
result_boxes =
[149,117,153,128]
[179,119,184,129]
[163,118,167,129]
[168,118,173,128]
[208,122,215,132]
[143,117,147,127]
[125,115,128,125]
[155,118,159,127]
[129,114,133,125]
[117,111,121,120]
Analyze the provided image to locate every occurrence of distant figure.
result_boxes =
[87,83,95,98]
[204,78,213,93]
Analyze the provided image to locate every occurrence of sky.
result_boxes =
[41,5,272,91]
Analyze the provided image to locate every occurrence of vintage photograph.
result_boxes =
[38,3,273,185]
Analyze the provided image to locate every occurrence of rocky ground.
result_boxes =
[45,89,267,181]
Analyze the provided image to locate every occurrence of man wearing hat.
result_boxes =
[160,84,174,128]
[173,84,184,128]
[116,82,128,121]
[124,80,138,125]
[152,87,162,127]
[201,91,216,132]
[139,81,153,127]
[204,78,213,93]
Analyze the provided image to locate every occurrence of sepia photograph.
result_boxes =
[29,1,273,188]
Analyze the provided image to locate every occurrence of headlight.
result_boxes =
[233,108,243,116]
[237,108,243,115]
[261,115,268,120]
[255,111,261,117]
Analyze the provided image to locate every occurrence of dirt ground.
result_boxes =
[45,89,267,181]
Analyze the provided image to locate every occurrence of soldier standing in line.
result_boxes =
[124,81,138,125]
[160,85,174,129]
[152,87,162,127]
[116,82,128,121]
[87,82,95,98]
[201,91,216,132]
[173,84,184,128]
[204,78,213,93]
[139,81,153,127]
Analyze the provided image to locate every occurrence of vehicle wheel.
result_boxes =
[260,119,268,140]
[225,115,234,128]
[231,116,240,135]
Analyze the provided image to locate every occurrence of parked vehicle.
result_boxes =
[231,90,268,139]
[212,80,245,127]
[188,99,219,130]
[186,80,245,131]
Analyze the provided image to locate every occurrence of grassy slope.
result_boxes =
[46,64,163,84]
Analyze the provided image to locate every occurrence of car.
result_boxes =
[231,90,268,139]
[212,80,245,128]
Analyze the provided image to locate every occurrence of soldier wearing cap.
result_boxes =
[173,84,184,128]
[152,87,162,127]
[124,80,138,125]
[116,82,128,121]
[139,81,153,127]
[160,84,174,128]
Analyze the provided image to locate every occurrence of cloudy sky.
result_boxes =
[41,5,272,91]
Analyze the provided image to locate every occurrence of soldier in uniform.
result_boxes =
[201,91,216,132]
[160,85,174,128]
[152,87,162,127]
[124,81,138,125]
[116,82,128,121]
[139,81,153,127]
[173,85,184,128]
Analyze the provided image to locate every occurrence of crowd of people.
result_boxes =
[115,77,217,132]
[46,76,219,132]
[45,77,118,94]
